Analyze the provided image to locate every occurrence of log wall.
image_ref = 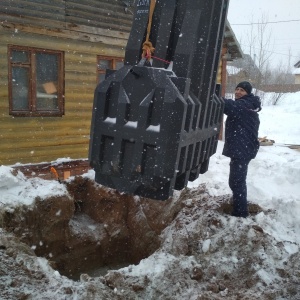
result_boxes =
[0,0,132,165]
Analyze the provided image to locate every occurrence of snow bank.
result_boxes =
[0,166,68,207]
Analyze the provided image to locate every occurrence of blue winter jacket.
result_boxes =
[222,93,262,160]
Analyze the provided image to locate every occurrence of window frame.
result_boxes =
[96,55,124,84]
[8,45,65,117]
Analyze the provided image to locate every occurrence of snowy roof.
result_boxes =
[224,21,243,59]
[292,68,300,75]
[294,60,300,68]
[226,65,242,75]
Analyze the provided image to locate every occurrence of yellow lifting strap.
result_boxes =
[142,0,156,60]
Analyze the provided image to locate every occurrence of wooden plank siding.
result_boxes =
[0,0,132,165]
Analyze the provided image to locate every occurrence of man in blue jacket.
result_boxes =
[223,81,262,217]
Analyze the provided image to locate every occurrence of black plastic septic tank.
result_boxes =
[89,0,229,200]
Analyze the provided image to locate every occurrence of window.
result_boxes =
[8,45,64,117]
[97,56,124,83]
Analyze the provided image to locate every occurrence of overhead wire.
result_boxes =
[231,19,300,26]
[239,43,299,58]
[230,19,300,59]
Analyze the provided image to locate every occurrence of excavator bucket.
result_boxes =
[89,0,229,200]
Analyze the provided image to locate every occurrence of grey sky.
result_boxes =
[227,0,300,68]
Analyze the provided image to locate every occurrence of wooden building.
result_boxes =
[0,0,242,179]
[293,60,300,84]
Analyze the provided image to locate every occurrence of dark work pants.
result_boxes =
[229,158,251,217]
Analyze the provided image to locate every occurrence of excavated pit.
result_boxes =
[1,176,182,280]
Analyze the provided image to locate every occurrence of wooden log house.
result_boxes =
[0,0,242,180]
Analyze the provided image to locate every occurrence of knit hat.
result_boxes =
[236,81,252,95]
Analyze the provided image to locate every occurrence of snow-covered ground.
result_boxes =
[189,91,300,245]
[0,91,300,299]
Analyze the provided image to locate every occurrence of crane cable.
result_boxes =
[142,0,156,61]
